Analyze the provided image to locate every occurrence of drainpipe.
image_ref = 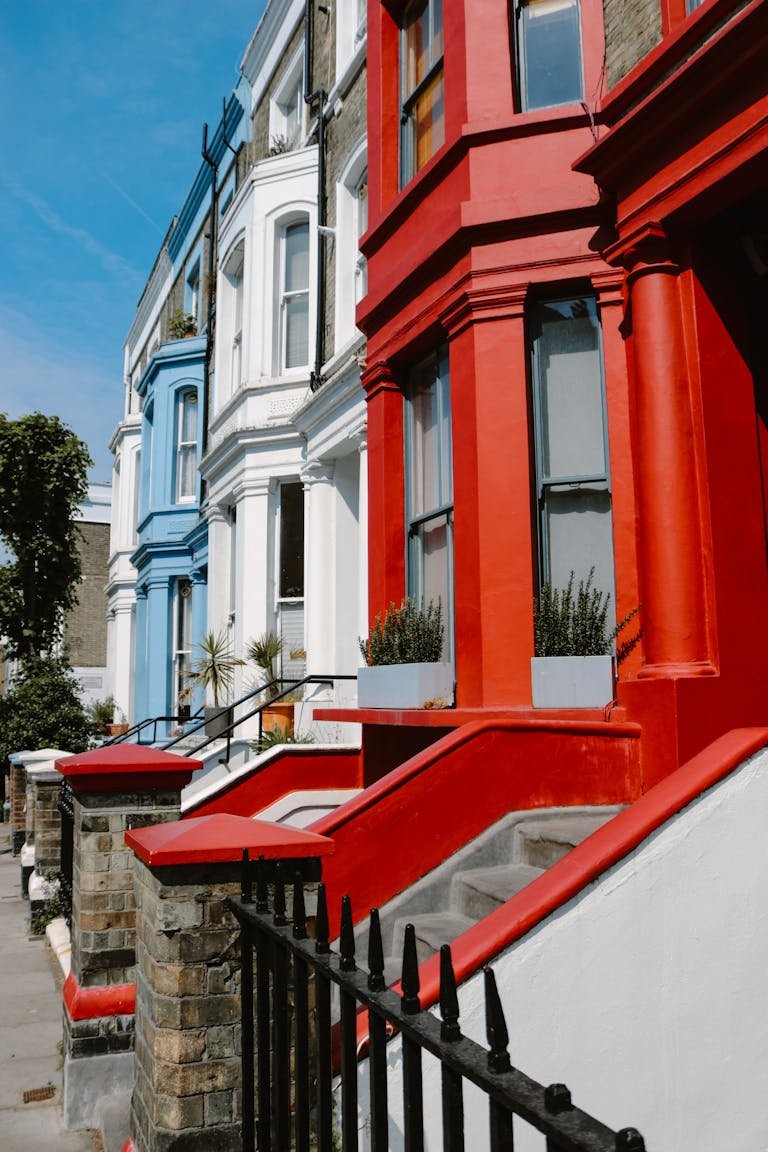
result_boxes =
[201,122,218,460]
[304,0,327,393]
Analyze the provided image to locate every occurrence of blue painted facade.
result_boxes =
[132,337,207,725]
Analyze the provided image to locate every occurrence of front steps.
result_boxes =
[353,806,620,982]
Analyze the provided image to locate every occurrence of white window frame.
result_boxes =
[336,0,368,74]
[335,140,368,352]
[175,389,198,504]
[269,48,305,152]
[278,217,311,374]
[173,578,193,710]
[184,253,202,330]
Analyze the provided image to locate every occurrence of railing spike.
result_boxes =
[340,894,356,971]
[368,908,385,992]
[273,863,287,926]
[241,848,252,903]
[400,923,421,1015]
[255,854,268,913]
[544,1083,572,1113]
[292,873,307,939]
[484,966,511,1073]
[439,944,461,1042]
[315,882,330,953]
[616,1129,646,1151]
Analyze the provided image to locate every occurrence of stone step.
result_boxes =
[516,814,613,869]
[453,862,545,920]
[391,912,476,966]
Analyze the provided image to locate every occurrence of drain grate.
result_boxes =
[23,1085,56,1103]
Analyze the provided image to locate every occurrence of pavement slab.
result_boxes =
[0,823,95,1151]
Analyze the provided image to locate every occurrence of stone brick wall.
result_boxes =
[603,0,662,88]
[131,859,242,1152]
[73,790,181,988]
[34,777,62,876]
[66,521,110,669]
[10,762,26,854]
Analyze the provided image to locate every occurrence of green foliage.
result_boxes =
[0,656,91,765]
[252,725,315,754]
[167,309,196,339]
[247,631,283,699]
[359,598,444,666]
[534,568,641,663]
[30,881,67,935]
[86,695,116,737]
[188,631,244,707]
[0,413,92,659]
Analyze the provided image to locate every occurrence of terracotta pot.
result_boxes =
[107,723,129,737]
[261,702,294,735]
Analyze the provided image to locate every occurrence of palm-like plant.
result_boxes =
[247,631,283,699]
[189,631,243,708]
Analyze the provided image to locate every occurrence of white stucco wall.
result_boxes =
[355,747,768,1151]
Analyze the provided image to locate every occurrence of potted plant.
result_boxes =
[107,705,129,738]
[189,631,244,737]
[247,631,294,735]
[531,568,641,708]
[357,598,454,709]
[167,309,197,340]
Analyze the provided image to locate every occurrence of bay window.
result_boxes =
[531,296,614,606]
[405,347,453,657]
[400,0,444,184]
[517,0,583,111]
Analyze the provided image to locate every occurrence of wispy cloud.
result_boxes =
[0,305,121,482]
[0,174,142,287]
[101,171,163,232]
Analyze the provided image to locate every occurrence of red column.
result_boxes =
[446,287,535,706]
[625,230,713,675]
[363,360,405,625]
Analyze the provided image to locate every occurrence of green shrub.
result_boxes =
[534,568,641,663]
[0,656,91,764]
[252,725,315,754]
[359,598,444,666]
[30,882,67,935]
[86,695,116,737]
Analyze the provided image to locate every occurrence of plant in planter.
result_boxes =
[247,631,294,735]
[532,568,641,708]
[189,631,244,736]
[87,695,117,739]
[358,598,454,709]
[167,309,197,340]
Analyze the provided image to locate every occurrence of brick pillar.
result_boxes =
[124,813,333,1152]
[56,745,197,1132]
[9,754,27,854]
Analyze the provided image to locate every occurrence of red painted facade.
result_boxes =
[356,0,768,786]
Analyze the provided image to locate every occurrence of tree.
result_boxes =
[0,656,91,765]
[0,413,92,659]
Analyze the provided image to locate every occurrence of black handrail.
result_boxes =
[160,673,357,765]
[102,707,205,747]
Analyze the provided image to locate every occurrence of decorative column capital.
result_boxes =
[361,359,400,399]
[607,222,681,282]
[301,460,336,487]
[440,282,528,338]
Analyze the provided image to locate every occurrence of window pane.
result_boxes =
[404,0,430,91]
[285,223,309,292]
[280,482,305,598]
[414,69,445,171]
[410,369,439,517]
[177,445,196,500]
[285,293,309,368]
[521,0,582,111]
[180,393,197,441]
[420,515,450,612]
[543,485,614,620]
[537,298,605,479]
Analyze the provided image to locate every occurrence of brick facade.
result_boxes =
[66,520,110,669]
[131,859,243,1152]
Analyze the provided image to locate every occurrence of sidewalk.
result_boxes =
[0,823,96,1151]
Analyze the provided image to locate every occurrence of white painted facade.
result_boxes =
[202,6,367,734]
[354,747,768,1150]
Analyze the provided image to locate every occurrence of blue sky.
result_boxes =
[0,1,265,482]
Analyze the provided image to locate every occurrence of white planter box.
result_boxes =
[357,662,454,710]
[531,655,615,709]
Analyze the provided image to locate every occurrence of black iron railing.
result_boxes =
[57,779,74,927]
[160,674,356,765]
[229,854,646,1152]
[101,708,205,747]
